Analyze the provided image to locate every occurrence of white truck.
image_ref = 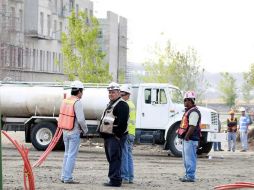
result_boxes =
[0,82,223,157]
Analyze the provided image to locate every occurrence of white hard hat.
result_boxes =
[120,84,131,94]
[70,80,84,89]
[184,91,196,99]
[107,82,120,91]
[239,107,246,112]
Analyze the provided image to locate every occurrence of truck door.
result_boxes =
[140,88,172,129]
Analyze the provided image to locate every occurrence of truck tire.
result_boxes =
[31,122,64,151]
[196,142,213,155]
[166,124,182,157]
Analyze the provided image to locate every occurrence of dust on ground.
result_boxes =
[2,132,254,190]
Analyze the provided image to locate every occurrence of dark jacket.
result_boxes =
[100,97,129,138]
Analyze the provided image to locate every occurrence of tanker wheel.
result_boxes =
[166,124,183,157]
[31,122,64,151]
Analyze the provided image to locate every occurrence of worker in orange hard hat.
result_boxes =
[227,110,237,152]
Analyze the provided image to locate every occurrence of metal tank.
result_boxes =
[0,85,110,119]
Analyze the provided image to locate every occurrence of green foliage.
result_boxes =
[242,72,253,104]
[118,69,126,83]
[218,72,237,107]
[141,41,209,101]
[61,10,112,83]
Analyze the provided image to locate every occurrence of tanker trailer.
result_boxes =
[0,82,225,157]
[0,82,109,150]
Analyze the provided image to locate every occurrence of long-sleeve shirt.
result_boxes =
[63,100,88,135]
[239,115,250,132]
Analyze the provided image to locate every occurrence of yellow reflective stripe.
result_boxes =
[64,99,76,104]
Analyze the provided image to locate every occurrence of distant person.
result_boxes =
[59,80,88,184]
[238,107,250,152]
[98,82,129,187]
[213,120,224,151]
[227,110,237,152]
[120,85,136,184]
[177,91,201,182]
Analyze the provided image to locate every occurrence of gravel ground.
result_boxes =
[2,131,254,190]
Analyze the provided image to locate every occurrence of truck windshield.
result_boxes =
[168,87,183,104]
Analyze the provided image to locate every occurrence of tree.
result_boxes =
[61,10,112,83]
[242,72,253,104]
[218,72,237,107]
[245,63,254,87]
[141,41,208,101]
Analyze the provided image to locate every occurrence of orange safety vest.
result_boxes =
[58,96,79,130]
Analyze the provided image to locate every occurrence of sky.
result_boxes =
[94,0,254,73]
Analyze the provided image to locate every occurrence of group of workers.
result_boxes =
[53,79,254,186]
[58,81,136,187]
[227,107,252,152]
[59,80,232,185]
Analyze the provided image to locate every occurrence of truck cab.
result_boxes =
[132,83,222,157]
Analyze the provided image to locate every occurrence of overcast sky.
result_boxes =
[94,0,254,73]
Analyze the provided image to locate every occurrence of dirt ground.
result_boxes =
[2,132,254,190]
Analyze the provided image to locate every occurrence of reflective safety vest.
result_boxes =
[227,117,237,132]
[127,100,136,136]
[58,96,79,130]
[177,106,201,139]
[99,98,123,135]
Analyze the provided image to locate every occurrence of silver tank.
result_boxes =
[0,85,109,119]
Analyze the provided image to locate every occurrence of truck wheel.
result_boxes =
[166,124,182,157]
[197,142,213,155]
[31,122,64,151]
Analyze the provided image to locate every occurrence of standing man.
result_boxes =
[98,82,129,187]
[59,80,88,184]
[120,85,136,184]
[227,110,237,152]
[177,91,201,183]
[239,107,250,152]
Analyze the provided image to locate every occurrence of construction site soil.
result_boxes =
[2,132,254,190]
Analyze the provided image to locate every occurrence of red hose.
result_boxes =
[33,128,63,167]
[215,182,254,189]
[2,131,35,190]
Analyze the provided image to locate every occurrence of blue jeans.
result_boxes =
[213,142,222,151]
[227,132,236,151]
[182,140,199,181]
[121,134,135,182]
[240,131,248,150]
[61,132,80,182]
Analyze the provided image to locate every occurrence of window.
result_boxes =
[144,89,151,104]
[18,48,23,68]
[40,50,43,71]
[19,10,22,31]
[53,20,57,38]
[168,87,183,103]
[11,7,15,30]
[156,89,167,104]
[46,51,51,72]
[32,49,36,70]
[47,15,51,36]
[40,12,44,35]
[76,4,79,16]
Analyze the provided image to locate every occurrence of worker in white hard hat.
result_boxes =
[98,82,129,187]
[238,107,250,152]
[120,84,136,184]
[178,91,201,182]
[59,80,88,184]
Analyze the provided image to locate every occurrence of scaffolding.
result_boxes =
[0,0,25,81]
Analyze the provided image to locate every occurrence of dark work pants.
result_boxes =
[104,135,127,185]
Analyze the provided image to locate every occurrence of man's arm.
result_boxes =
[74,101,88,134]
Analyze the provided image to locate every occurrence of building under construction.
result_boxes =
[0,0,127,82]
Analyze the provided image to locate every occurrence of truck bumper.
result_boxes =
[207,132,227,142]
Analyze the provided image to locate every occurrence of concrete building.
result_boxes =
[0,0,127,82]
[98,11,127,82]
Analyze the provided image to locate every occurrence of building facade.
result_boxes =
[98,11,127,82]
[0,0,127,82]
